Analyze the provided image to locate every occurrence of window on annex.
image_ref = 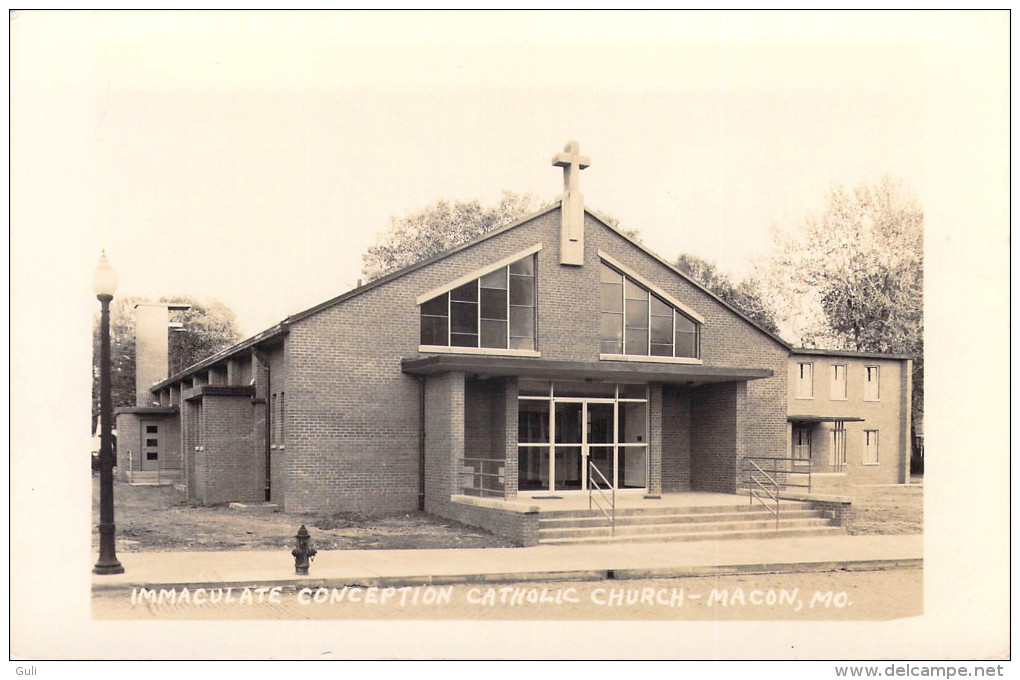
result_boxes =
[863,430,879,465]
[599,262,700,359]
[830,364,847,400]
[796,362,814,399]
[419,255,536,350]
[792,427,811,463]
[864,366,880,401]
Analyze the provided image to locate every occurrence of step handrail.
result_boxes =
[587,460,615,537]
[746,459,780,529]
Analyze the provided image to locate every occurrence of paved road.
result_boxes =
[93,567,921,621]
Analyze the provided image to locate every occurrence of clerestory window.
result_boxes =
[419,254,537,351]
[599,262,700,359]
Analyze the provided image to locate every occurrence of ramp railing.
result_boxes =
[587,460,616,537]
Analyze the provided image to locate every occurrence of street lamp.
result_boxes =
[93,250,124,575]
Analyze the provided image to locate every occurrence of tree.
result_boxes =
[761,176,924,422]
[675,253,780,334]
[91,296,243,418]
[362,192,540,281]
[362,191,638,281]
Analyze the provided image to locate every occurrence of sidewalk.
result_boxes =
[91,534,923,592]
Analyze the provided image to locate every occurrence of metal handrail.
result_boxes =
[746,459,780,529]
[744,455,813,493]
[459,457,505,499]
[587,460,616,537]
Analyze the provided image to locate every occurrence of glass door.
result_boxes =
[587,402,615,489]
[554,402,583,490]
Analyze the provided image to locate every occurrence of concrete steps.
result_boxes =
[125,470,183,486]
[537,500,843,545]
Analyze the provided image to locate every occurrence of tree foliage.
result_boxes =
[362,192,541,281]
[92,296,243,416]
[362,191,637,281]
[675,253,780,334]
[761,175,924,420]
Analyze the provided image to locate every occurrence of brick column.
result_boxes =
[503,377,519,498]
[646,383,663,497]
[423,372,465,511]
[733,381,748,494]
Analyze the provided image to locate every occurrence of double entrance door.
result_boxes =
[551,400,615,491]
[518,385,649,493]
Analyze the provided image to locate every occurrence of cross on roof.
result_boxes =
[552,141,590,193]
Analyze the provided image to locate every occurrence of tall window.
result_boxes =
[599,262,700,359]
[830,364,847,400]
[863,430,879,465]
[792,427,811,463]
[864,365,880,401]
[796,362,814,399]
[279,391,285,446]
[270,393,277,446]
[420,255,536,350]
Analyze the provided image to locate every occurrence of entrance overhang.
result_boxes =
[401,355,772,385]
[788,415,865,423]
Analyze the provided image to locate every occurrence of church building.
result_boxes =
[115,142,912,545]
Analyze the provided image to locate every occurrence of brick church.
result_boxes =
[116,142,913,545]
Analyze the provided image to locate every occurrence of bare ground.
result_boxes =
[819,477,924,535]
[92,475,923,552]
[91,478,514,552]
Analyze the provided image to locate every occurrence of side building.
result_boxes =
[788,349,913,491]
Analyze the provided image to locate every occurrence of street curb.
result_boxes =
[91,558,922,593]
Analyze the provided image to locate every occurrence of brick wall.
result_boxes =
[423,372,464,511]
[690,381,748,493]
[196,394,258,504]
[438,499,540,546]
[661,385,692,491]
[647,383,663,496]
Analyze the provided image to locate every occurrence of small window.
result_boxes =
[864,366,880,401]
[863,430,879,465]
[830,364,847,400]
[146,438,158,447]
[792,427,811,462]
[796,362,814,399]
[146,452,158,461]
[146,425,158,434]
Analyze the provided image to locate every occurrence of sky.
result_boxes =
[10,10,1001,337]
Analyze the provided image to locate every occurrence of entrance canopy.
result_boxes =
[788,415,865,423]
[402,355,771,385]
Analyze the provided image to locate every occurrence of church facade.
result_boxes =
[115,143,912,544]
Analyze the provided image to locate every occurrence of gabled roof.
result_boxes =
[153,200,794,390]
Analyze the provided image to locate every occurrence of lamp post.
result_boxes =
[93,250,124,575]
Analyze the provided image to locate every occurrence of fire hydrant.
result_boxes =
[292,524,317,575]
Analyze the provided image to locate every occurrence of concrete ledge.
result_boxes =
[450,495,540,514]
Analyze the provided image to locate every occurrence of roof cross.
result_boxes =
[552,140,591,194]
[551,141,590,266]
